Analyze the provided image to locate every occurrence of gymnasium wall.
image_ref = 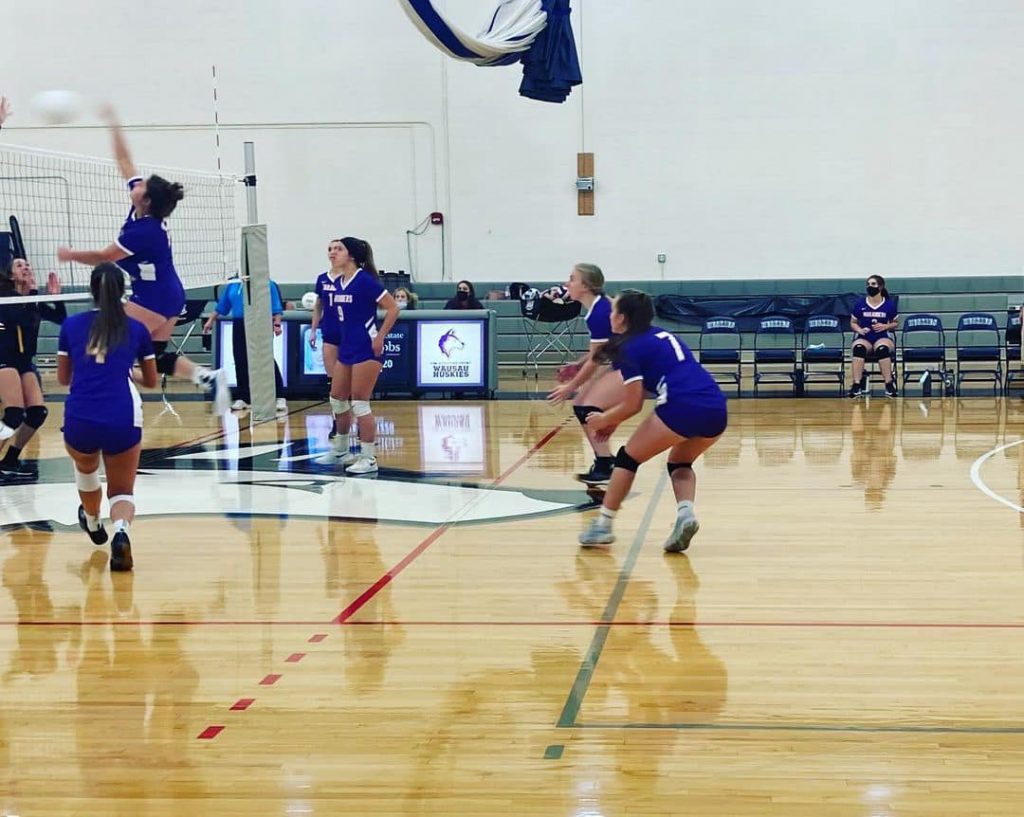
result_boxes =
[4,1,1024,286]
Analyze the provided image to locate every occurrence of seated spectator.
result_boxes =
[444,280,484,310]
[394,286,418,311]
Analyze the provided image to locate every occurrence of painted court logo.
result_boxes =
[0,439,584,530]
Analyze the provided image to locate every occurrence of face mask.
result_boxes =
[457,290,470,301]
[396,301,408,310]
[866,285,880,297]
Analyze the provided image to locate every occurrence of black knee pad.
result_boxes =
[852,345,868,359]
[2,407,24,429]
[24,406,48,430]
[667,461,693,475]
[156,351,179,376]
[573,405,600,426]
[614,446,641,473]
[873,345,892,360]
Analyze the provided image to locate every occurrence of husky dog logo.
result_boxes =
[438,329,465,358]
[0,438,588,530]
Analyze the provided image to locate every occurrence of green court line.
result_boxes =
[555,472,669,729]
[576,721,1024,735]
[543,744,565,759]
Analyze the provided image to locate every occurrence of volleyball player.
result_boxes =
[55,104,229,414]
[309,239,347,405]
[0,259,65,480]
[577,291,727,552]
[547,263,624,485]
[58,263,158,572]
[314,237,399,475]
[849,274,899,398]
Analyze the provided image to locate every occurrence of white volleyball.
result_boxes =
[30,90,84,125]
[300,292,317,310]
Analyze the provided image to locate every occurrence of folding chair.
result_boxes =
[900,313,951,396]
[802,314,845,395]
[698,317,742,395]
[954,312,1001,394]
[1005,307,1022,393]
[753,315,798,396]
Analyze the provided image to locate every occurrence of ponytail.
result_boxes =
[340,236,378,277]
[87,263,128,363]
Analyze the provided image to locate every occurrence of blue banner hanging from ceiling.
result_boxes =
[397,0,582,103]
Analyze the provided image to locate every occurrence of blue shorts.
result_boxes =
[131,281,186,320]
[338,343,381,366]
[856,331,892,346]
[655,399,728,440]
[320,326,341,347]
[63,418,142,456]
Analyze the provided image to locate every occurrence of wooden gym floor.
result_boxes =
[1,392,1023,815]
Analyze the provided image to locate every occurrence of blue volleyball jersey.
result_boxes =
[585,294,613,343]
[334,269,387,353]
[116,178,184,310]
[314,271,344,338]
[615,327,725,407]
[58,312,154,428]
[852,296,899,342]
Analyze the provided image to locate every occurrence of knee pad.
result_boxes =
[614,446,641,473]
[352,400,372,418]
[24,406,48,430]
[74,467,102,492]
[156,352,179,376]
[573,405,600,426]
[873,345,892,360]
[152,340,168,357]
[108,494,135,509]
[329,397,351,416]
[2,407,25,430]
[852,345,868,359]
[667,461,693,475]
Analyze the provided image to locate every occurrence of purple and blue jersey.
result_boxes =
[614,327,727,439]
[852,296,899,344]
[585,294,612,344]
[116,177,186,319]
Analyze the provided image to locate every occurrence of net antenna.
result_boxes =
[0,141,243,303]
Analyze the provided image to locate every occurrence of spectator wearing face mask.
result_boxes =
[849,274,899,399]
[393,287,418,311]
[444,280,483,311]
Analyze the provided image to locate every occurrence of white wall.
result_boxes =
[4,1,1024,285]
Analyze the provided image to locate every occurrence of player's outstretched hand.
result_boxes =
[547,383,573,406]
[0,97,11,127]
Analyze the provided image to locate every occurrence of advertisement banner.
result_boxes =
[416,320,486,388]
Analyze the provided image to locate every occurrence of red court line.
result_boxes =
[259,674,281,686]
[333,422,567,625]
[308,633,328,643]
[197,725,225,740]
[156,400,324,455]
[230,699,255,711]
[285,653,306,663]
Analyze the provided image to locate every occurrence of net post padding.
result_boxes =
[240,225,276,422]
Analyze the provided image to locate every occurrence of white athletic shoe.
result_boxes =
[0,422,15,441]
[663,513,699,553]
[230,399,249,412]
[345,456,378,475]
[578,519,615,548]
[275,398,288,414]
[314,449,358,467]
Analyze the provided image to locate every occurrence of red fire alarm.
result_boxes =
[430,211,444,225]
